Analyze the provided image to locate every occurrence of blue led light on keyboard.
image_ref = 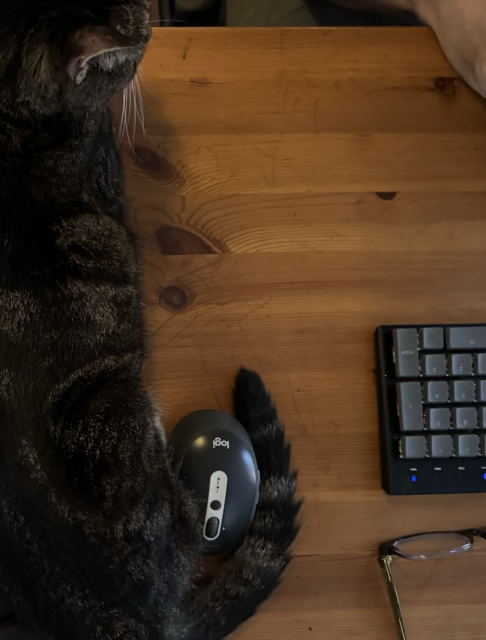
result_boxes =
[411,475,417,482]
[483,473,486,480]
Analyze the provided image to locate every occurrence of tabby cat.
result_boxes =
[0,1,299,638]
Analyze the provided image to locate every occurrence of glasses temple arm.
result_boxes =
[471,529,486,540]
[378,555,407,640]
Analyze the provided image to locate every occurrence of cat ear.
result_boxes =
[67,27,125,83]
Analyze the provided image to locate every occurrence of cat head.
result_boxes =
[0,0,152,115]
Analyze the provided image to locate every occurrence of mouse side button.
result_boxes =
[205,517,220,539]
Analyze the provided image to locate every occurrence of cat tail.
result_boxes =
[183,368,301,640]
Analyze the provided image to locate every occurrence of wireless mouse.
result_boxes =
[168,409,260,555]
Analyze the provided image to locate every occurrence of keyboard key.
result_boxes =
[376,325,486,494]
[397,382,423,431]
[475,354,486,376]
[428,435,453,458]
[420,327,444,350]
[452,407,477,430]
[479,407,486,428]
[425,407,450,430]
[393,328,419,377]
[424,381,449,404]
[446,326,486,350]
[422,354,446,377]
[450,380,475,403]
[454,434,479,457]
[448,354,473,377]
[400,436,426,459]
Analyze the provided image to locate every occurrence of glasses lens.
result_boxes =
[393,532,472,560]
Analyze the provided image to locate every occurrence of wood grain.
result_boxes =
[122,27,486,640]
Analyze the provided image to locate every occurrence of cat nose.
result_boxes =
[113,8,152,44]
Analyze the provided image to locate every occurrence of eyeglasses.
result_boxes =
[378,528,486,639]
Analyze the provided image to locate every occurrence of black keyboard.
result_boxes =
[375,325,486,495]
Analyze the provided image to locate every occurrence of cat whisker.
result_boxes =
[131,80,142,154]
[117,90,123,145]
[130,79,137,148]
[125,81,134,151]
[118,75,156,151]
[136,77,157,145]
[118,85,134,152]
[124,90,131,148]
[117,87,127,147]
[134,75,147,131]
[147,19,187,24]
[137,66,157,98]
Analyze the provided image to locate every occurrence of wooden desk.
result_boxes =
[123,27,486,640]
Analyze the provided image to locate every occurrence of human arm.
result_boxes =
[331,0,486,99]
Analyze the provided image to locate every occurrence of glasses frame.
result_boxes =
[378,528,486,640]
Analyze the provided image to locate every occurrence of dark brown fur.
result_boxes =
[0,2,299,638]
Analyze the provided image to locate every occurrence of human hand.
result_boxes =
[414,0,486,99]
[331,0,486,99]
